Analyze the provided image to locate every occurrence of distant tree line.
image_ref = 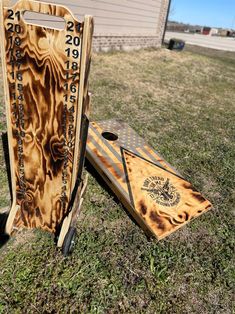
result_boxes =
[167,20,235,37]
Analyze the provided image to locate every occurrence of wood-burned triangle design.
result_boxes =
[121,148,212,239]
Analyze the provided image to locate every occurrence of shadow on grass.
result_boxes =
[85,158,153,240]
[0,212,9,248]
[0,133,11,248]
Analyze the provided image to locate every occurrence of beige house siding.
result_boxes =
[10,0,170,51]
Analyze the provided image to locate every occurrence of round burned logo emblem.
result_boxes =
[141,176,180,207]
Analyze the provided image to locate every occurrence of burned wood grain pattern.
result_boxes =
[1,0,93,233]
[86,120,212,240]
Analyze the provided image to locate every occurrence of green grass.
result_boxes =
[0,47,234,313]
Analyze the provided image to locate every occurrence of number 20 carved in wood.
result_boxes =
[0,0,93,234]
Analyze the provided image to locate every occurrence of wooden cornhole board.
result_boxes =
[0,0,93,248]
[86,120,212,239]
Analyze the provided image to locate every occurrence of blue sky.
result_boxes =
[170,0,235,29]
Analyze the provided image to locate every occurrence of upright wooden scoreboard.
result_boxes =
[0,0,93,246]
